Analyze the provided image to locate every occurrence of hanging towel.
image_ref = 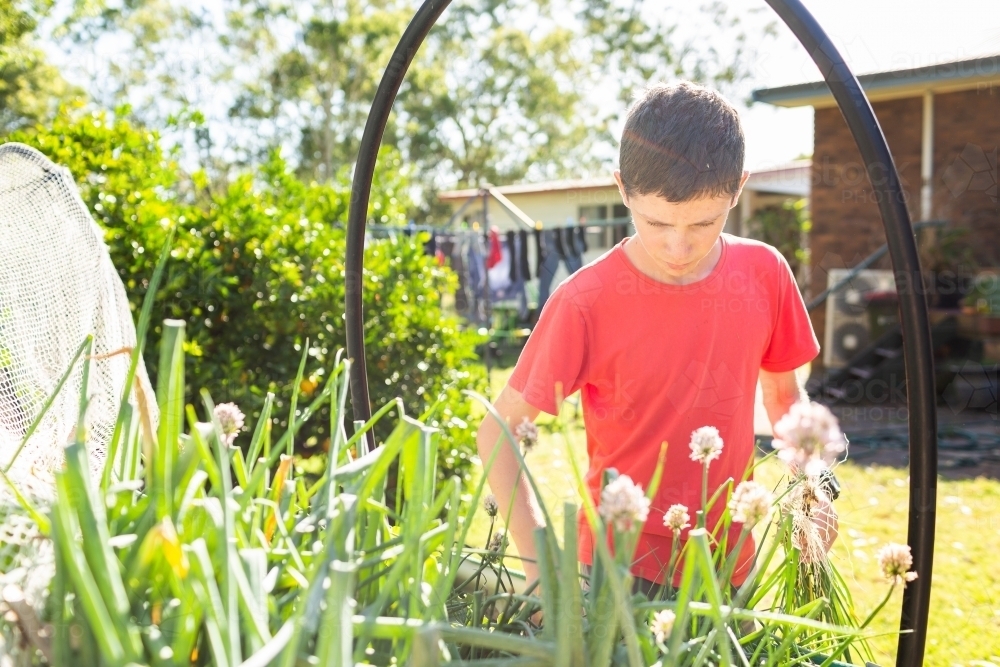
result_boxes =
[423,232,437,257]
[506,230,518,282]
[577,226,588,253]
[486,226,503,269]
[554,227,566,259]
[518,229,531,280]
[533,227,545,276]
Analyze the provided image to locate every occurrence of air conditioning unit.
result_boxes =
[823,269,897,368]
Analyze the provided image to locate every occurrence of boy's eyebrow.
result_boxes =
[635,212,721,226]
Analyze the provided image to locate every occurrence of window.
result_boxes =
[578,205,608,223]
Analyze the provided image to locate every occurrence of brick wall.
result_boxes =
[808,86,1000,372]
[933,87,1000,268]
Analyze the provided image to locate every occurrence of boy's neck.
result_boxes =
[621,234,724,286]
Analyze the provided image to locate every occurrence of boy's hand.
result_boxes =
[812,491,839,553]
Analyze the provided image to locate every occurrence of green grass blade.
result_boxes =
[2,336,89,474]
[105,225,175,491]
[557,503,584,667]
[153,320,186,520]
[314,560,356,666]
[201,390,243,665]
[245,392,274,474]
[52,471,128,664]
[286,340,309,457]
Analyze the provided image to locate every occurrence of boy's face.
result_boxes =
[613,170,750,279]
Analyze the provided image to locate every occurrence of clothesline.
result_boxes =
[358,216,635,233]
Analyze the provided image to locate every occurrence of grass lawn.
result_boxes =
[466,363,1000,667]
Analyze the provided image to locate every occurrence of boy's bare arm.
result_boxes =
[759,368,804,425]
[475,383,545,586]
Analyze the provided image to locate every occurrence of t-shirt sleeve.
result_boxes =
[507,286,588,414]
[760,251,821,373]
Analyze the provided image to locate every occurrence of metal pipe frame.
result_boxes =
[346,0,937,663]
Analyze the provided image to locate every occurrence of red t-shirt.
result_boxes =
[508,233,820,586]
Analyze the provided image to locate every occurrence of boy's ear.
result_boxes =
[730,170,751,207]
[613,169,629,207]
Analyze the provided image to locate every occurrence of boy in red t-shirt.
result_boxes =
[475,80,838,592]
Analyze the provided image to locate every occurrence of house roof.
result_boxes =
[745,160,811,197]
[437,176,617,201]
[437,160,812,201]
[751,53,1000,108]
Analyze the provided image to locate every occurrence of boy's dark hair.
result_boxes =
[619,81,745,203]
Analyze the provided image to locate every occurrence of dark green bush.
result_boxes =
[4,104,486,482]
[744,198,810,284]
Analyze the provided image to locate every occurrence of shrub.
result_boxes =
[4,105,486,482]
[744,199,811,286]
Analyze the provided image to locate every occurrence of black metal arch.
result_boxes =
[345,1,937,664]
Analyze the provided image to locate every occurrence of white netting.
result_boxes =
[0,142,158,486]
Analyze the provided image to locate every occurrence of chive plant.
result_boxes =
[0,238,915,666]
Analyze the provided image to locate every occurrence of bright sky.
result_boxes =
[728,0,1000,171]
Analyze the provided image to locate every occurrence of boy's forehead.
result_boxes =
[629,191,733,224]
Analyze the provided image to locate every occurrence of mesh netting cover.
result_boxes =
[0,142,158,488]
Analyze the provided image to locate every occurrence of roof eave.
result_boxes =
[752,55,1000,108]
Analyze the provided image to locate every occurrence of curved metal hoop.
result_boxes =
[345,1,937,663]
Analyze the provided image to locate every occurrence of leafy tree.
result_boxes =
[227,0,412,181]
[0,0,76,133]
[45,0,771,212]
[400,3,595,190]
[5,106,486,481]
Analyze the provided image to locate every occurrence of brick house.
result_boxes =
[753,54,1000,378]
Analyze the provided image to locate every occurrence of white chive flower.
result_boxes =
[599,475,651,533]
[483,494,499,518]
[514,416,539,452]
[650,609,676,643]
[213,402,245,446]
[876,543,918,587]
[771,401,847,476]
[488,530,508,553]
[663,504,691,535]
[728,481,773,527]
[688,426,724,465]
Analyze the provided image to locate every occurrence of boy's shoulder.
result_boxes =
[720,233,786,266]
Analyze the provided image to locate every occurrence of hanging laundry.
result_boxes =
[518,229,531,281]
[577,226,588,253]
[565,226,581,259]
[533,227,545,277]
[487,241,512,293]
[486,226,503,269]
[563,226,584,276]
[506,230,518,283]
[487,242,528,320]
[553,227,566,259]
[423,232,437,257]
[466,233,488,324]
